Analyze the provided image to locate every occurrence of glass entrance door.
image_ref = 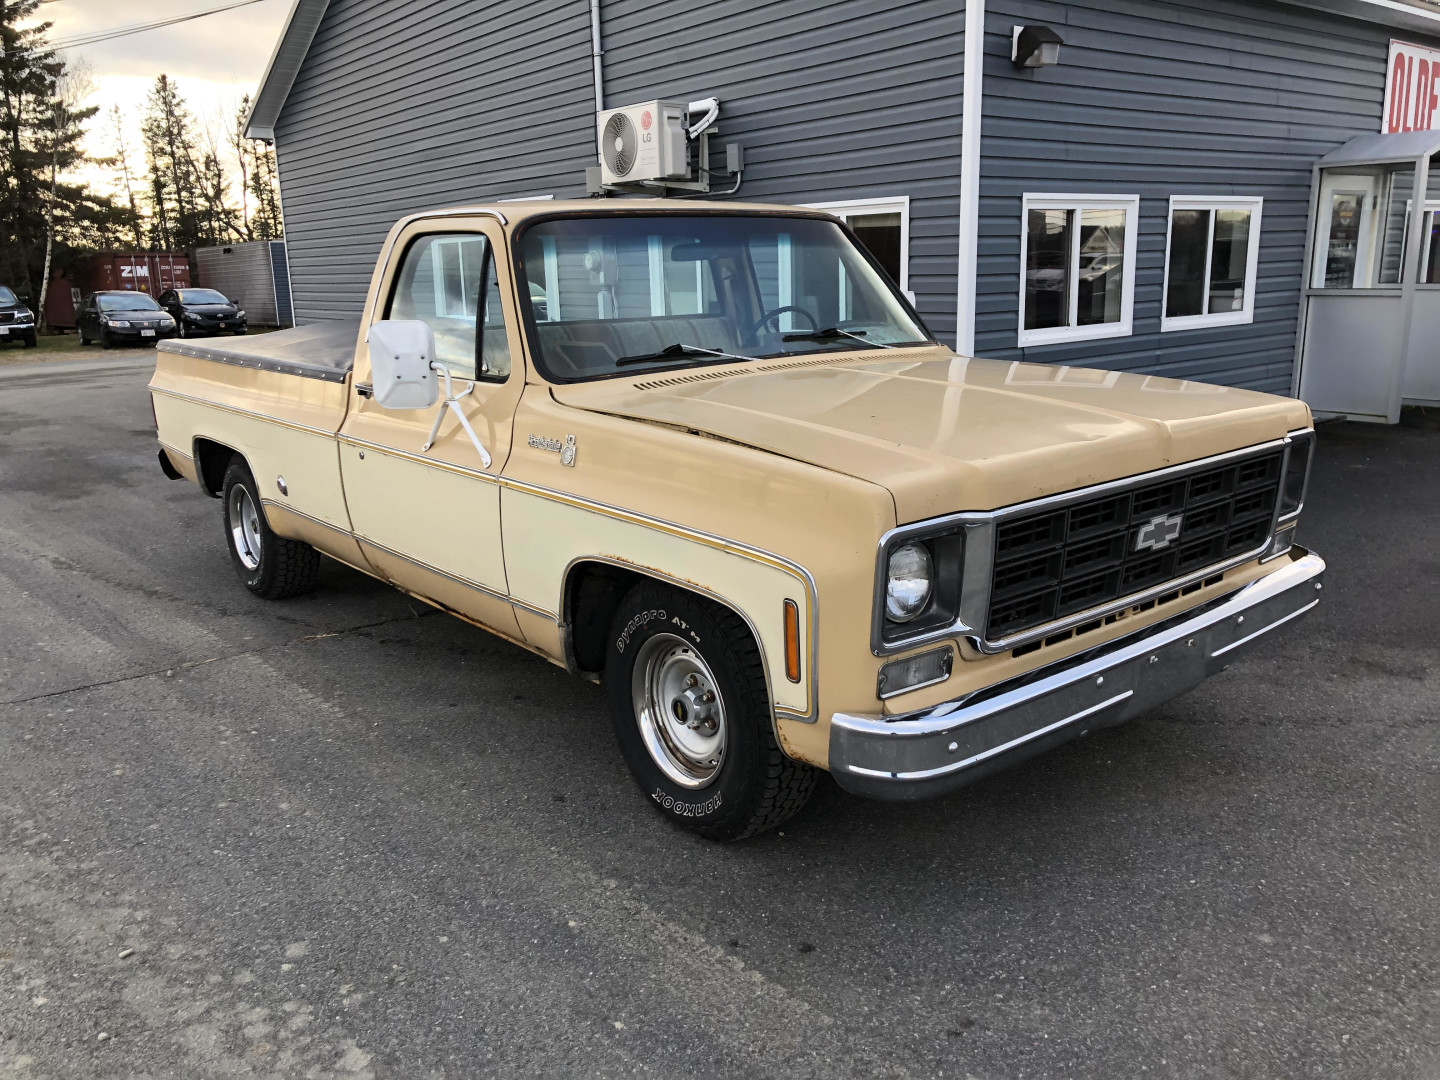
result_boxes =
[1313,174,1378,289]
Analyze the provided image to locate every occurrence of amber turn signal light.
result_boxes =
[783,599,801,683]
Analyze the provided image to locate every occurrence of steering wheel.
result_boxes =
[751,306,819,336]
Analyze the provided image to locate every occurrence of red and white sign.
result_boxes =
[1383,40,1440,133]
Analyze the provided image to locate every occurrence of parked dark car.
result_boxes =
[0,285,37,347]
[76,291,177,348]
[158,288,247,337]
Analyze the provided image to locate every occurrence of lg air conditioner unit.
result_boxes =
[596,100,688,186]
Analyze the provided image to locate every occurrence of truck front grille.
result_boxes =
[985,448,1284,640]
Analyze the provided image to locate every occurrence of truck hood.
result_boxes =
[549,348,1311,523]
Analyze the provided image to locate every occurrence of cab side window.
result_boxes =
[386,232,510,381]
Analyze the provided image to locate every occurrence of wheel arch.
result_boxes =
[561,557,777,707]
[192,437,244,498]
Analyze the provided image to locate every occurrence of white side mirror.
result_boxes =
[367,320,439,410]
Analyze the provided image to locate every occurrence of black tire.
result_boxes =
[22,334,36,348]
[605,583,818,841]
[220,457,321,599]
[100,330,113,350]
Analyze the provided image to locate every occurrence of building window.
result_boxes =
[1018,194,1138,347]
[1162,197,1263,331]
[802,197,910,293]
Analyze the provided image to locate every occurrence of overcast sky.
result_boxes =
[33,0,291,197]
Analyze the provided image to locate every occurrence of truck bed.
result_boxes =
[156,320,359,383]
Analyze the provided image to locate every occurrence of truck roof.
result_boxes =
[404,198,841,230]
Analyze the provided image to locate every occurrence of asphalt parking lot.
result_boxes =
[1,354,1436,1079]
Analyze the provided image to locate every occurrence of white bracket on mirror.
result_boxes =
[423,363,492,469]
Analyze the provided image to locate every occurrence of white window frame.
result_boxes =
[802,196,911,293]
[1017,193,1139,348]
[1161,195,1264,332]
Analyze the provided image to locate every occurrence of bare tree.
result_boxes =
[37,60,96,330]
[107,105,145,248]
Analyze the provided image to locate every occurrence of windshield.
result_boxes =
[99,292,161,311]
[516,214,931,380]
[179,289,230,304]
[0,286,17,305]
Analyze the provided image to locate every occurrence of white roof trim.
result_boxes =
[1275,0,1440,34]
[243,0,331,141]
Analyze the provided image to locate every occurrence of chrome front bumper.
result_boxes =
[829,549,1325,801]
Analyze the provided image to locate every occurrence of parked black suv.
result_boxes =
[76,291,177,348]
[0,285,37,347]
[158,288,247,337]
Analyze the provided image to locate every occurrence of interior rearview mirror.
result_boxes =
[367,320,439,410]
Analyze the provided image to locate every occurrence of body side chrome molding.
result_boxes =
[354,532,558,622]
[154,385,338,439]
[260,498,352,538]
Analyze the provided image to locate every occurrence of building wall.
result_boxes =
[274,0,597,322]
[972,0,1438,393]
[272,0,964,333]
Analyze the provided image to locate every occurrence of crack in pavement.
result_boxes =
[0,610,434,708]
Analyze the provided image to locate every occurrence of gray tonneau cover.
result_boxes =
[157,320,359,383]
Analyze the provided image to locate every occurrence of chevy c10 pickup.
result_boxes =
[150,199,1325,840]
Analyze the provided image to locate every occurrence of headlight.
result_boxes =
[105,319,131,327]
[236,310,246,319]
[160,316,175,327]
[885,542,934,622]
[184,312,200,321]
[18,308,32,320]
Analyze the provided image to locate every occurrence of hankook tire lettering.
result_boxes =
[652,788,722,817]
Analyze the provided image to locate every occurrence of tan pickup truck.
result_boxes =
[150,199,1325,840]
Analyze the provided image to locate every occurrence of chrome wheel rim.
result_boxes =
[228,483,263,571]
[631,633,727,789]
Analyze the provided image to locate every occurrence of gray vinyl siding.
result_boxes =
[274,0,595,322]
[272,0,964,333]
[972,0,1440,393]
[599,0,964,340]
[194,241,286,326]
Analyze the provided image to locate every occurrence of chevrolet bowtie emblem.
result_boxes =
[1135,513,1183,552]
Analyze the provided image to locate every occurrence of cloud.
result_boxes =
[35,0,291,210]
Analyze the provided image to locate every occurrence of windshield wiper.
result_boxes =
[781,326,897,349]
[614,342,761,367]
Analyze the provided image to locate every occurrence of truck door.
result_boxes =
[339,217,526,633]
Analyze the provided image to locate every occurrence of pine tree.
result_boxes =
[0,0,64,297]
[0,2,120,308]
[141,74,205,251]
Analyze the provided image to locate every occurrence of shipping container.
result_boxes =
[45,252,191,329]
[194,241,293,327]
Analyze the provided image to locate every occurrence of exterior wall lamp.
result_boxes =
[1012,25,1064,68]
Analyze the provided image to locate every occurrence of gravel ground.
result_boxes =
[0,354,1435,1079]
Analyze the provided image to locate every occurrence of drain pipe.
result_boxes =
[589,0,605,111]
[954,0,985,356]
